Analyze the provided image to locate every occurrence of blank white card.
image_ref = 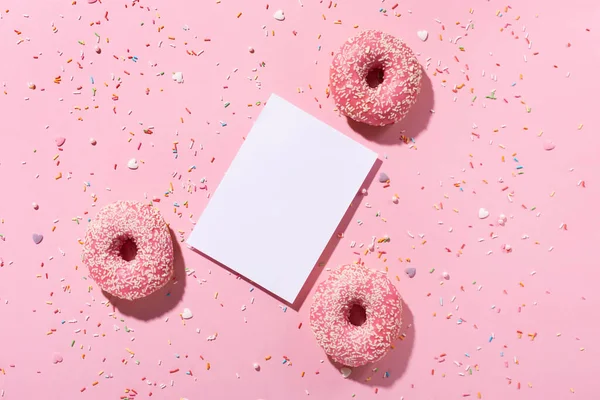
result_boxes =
[187,94,377,303]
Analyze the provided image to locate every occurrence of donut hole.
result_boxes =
[348,303,367,326]
[118,237,138,262]
[365,66,385,88]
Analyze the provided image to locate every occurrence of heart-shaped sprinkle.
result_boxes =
[273,10,285,21]
[32,233,43,244]
[417,30,429,41]
[478,208,489,219]
[340,367,352,378]
[543,141,556,151]
[172,72,184,83]
[52,352,63,364]
[405,267,416,278]
[55,137,66,147]
[181,308,193,319]
[378,172,390,183]
[127,158,139,170]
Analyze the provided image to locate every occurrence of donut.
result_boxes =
[309,264,403,367]
[329,30,422,126]
[82,201,174,300]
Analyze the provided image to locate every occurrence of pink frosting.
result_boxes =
[330,30,422,126]
[309,264,403,367]
[82,201,174,300]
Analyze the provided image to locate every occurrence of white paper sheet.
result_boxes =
[187,94,377,303]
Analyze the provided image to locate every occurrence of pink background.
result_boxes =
[1,0,599,399]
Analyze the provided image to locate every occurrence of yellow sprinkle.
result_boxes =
[98,371,104,376]
[55,172,62,180]
[550,191,555,197]
[578,124,583,130]
[125,348,135,355]
[53,154,59,161]
[453,208,459,213]
[214,292,219,299]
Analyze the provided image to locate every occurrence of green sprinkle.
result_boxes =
[531,206,537,211]
[224,102,230,108]
[78,40,85,45]
[94,32,100,38]
[429,268,435,274]
[472,281,477,285]
[472,96,477,102]
[71,340,75,347]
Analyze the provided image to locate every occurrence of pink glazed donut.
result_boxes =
[309,264,403,367]
[82,201,174,300]
[330,30,422,126]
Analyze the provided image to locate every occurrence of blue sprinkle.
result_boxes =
[465,353,470,358]
[282,306,287,313]
[219,121,227,127]
[282,359,287,364]
[384,372,390,378]
[489,336,494,343]
[249,287,254,292]
[317,45,321,51]
[500,352,504,357]
[513,157,519,162]
[511,82,516,86]
[61,320,66,324]
[90,77,94,84]
[516,166,523,170]
[459,187,464,192]
[174,202,180,207]
[185,371,190,375]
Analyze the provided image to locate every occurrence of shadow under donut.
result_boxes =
[103,228,187,321]
[346,71,434,146]
[328,300,415,386]
[190,159,383,311]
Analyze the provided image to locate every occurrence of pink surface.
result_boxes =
[0,0,599,399]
